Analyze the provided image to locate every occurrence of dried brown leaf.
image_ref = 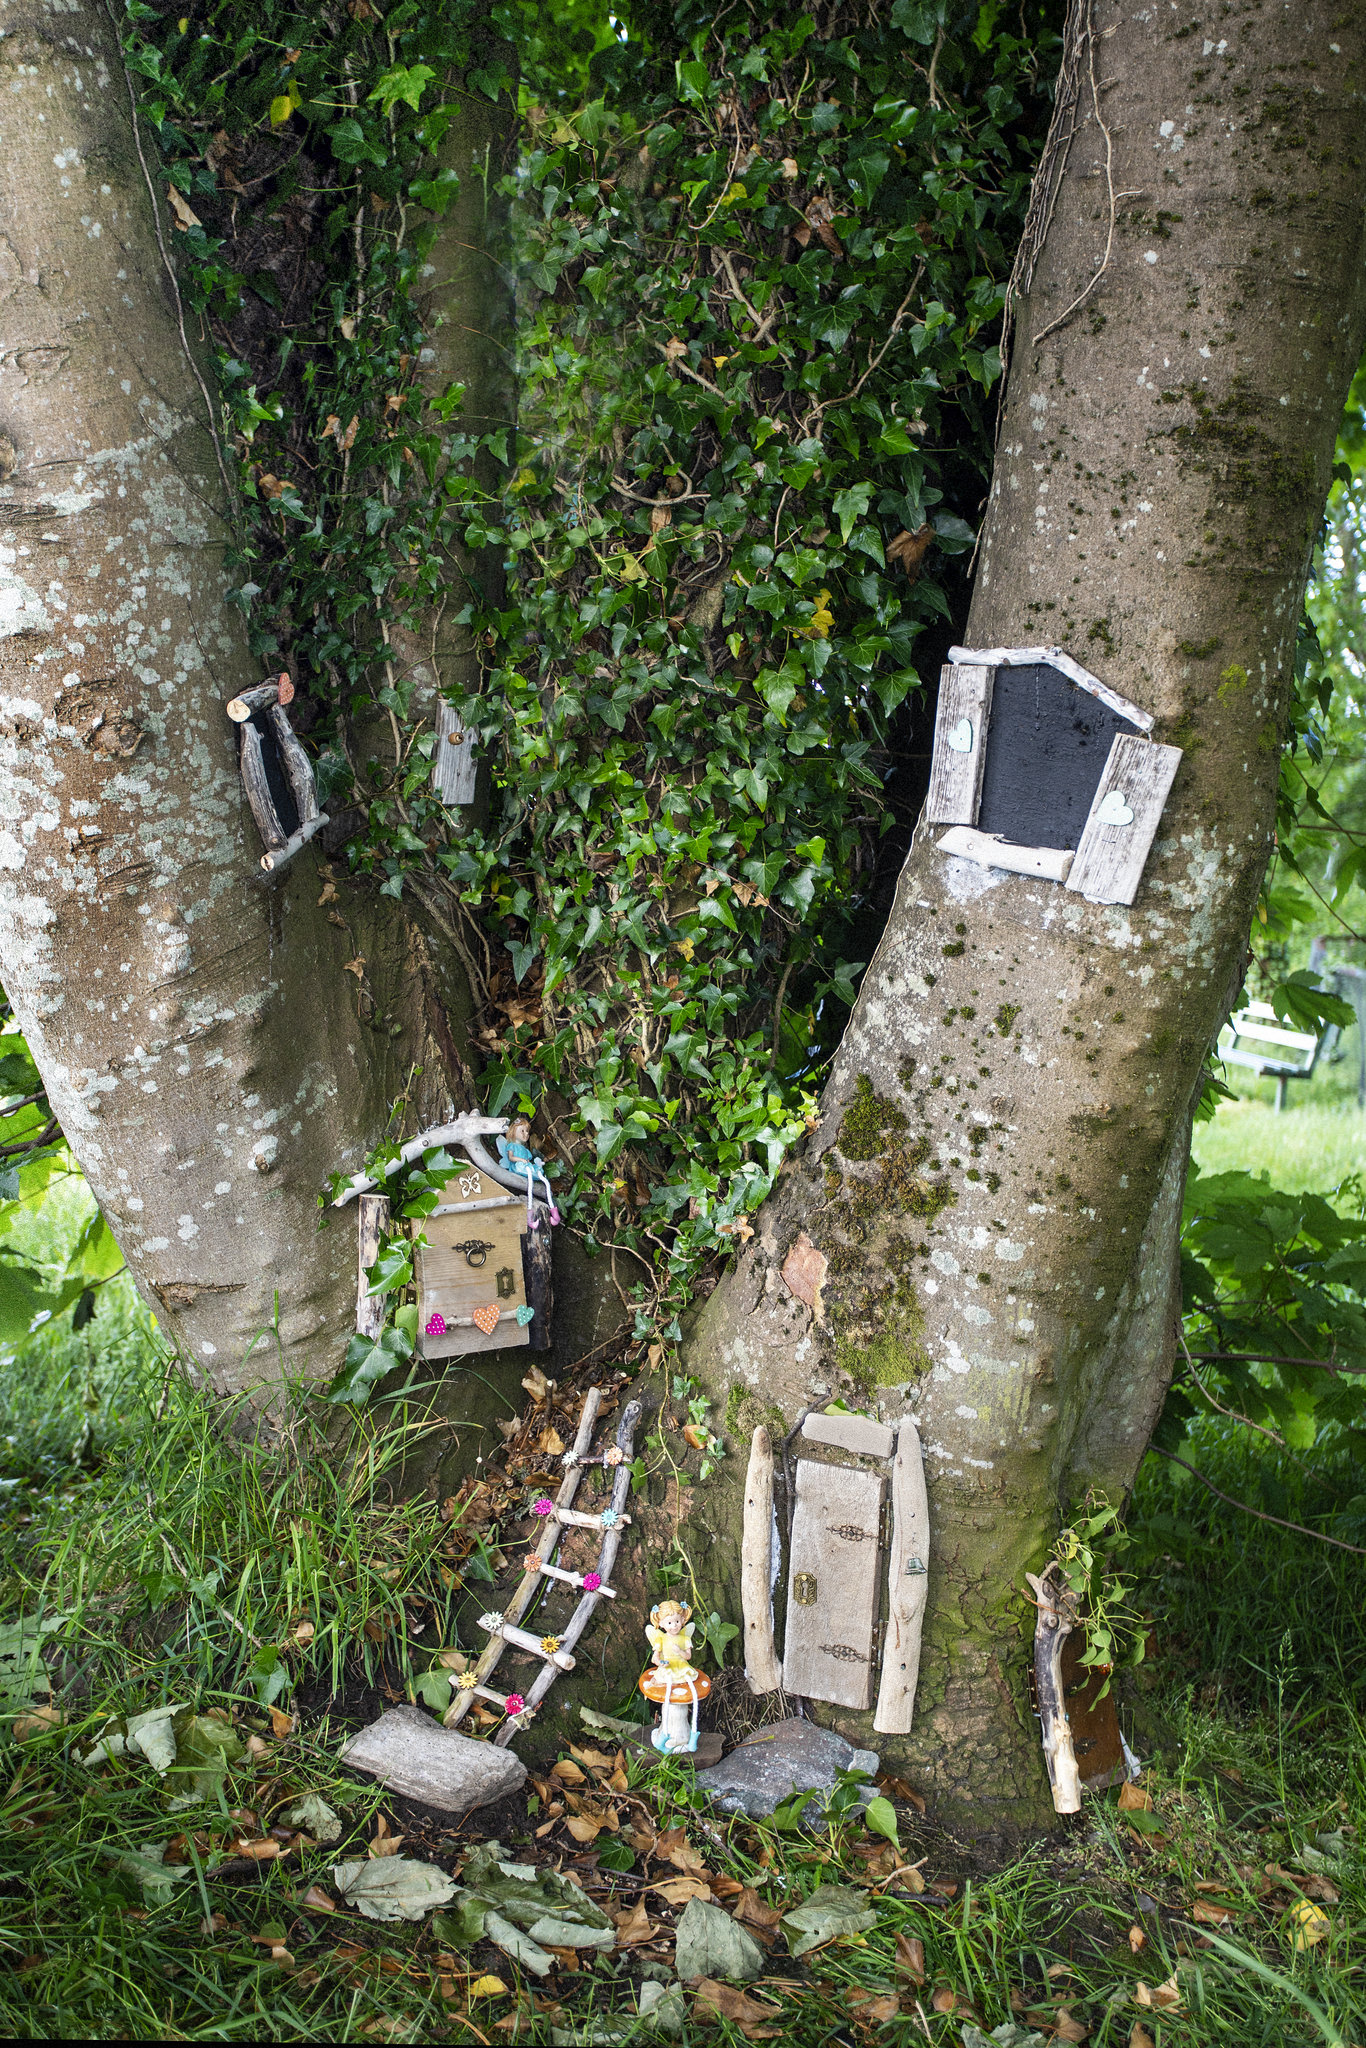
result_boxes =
[299,1885,335,1914]
[1054,2010,1088,2043]
[653,1876,712,1907]
[1128,2027,1156,2048]
[1127,1925,1146,1954]
[612,1901,656,1948]
[734,1887,784,1932]
[551,1758,586,1785]
[847,1989,900,2023]
[1133,1976,1182,2012]
[885,526,934,581]
[692,1979,779,2029]
[893,1932,925,1984]
[1118,1781,1154,1813]
[655,1826,708,1877]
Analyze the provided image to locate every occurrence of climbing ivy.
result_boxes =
[120,0,1060,1341]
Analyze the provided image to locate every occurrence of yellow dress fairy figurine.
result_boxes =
[645,1599,700,1681]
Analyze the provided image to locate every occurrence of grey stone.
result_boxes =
[341,1705,526,1816]
[694,1715,878,1825]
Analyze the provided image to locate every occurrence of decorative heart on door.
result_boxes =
[472,1304,501,1335]
[946,717,974,754]
[1095,788,1134,827]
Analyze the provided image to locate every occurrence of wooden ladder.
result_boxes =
[443,1388,642,1745]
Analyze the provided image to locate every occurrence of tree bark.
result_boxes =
[0,1,498,1405]
[673,0,1366,1823]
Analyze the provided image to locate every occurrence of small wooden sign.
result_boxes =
[781,1459,885,1710]
[415,1165,551,1359]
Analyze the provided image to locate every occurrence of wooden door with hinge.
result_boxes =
[781,1458,886,1710]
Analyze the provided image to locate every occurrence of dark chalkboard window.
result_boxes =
[248,708,302,839]
[975,663,1140,852]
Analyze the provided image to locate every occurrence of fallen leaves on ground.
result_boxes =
[433,1842,616,1978]
[893,1931,925,1984]
[780,1883,879,1959]
[298,1885,335,1913]
[611,1901,656,1948]
[675,1897,766,1982]
[691,1978,782,2038]
[1129,2027,1156,2048]
[845,1986,900,2023]
[369,1815,405,1859]
[285,1794,342,1845]
[1127,1924,1146,1953]
[733,1887,784,1933]
[1133,1975,1182,2011]
[333,1856,458,1921]
[654,1826,710,1879]
[653,1875,712,1906]
[1288,1897,1331,1949]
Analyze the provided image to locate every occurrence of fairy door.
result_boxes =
[781,1459,885,1710]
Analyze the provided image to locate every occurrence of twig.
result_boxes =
[1187,1350,1360,1376]
[1031,13,1132,346]
[1144,1447,1366,1556]
[1177,1332,1314,1472]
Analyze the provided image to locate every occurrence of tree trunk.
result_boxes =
[0,0,515,1413]
[674,0,1366,1824]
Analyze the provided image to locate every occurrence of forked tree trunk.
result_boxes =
[671,0,1366,1823]
[0,0,524,1402]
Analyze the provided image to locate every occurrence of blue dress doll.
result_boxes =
[497,1113,560,1229]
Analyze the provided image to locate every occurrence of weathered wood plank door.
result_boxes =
[417,1171,531,1360]
[781,1460,885,1710]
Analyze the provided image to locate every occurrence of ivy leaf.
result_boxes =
[369,64,437,115]
[365,1239,413,1296]
[325,1325,414,1406]
[864,1795,901,1851]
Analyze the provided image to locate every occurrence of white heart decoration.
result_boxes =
[1095,789,1134,828]
[946,717,974,754]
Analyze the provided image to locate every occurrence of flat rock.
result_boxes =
[341,1706,526,1816]
[694,1716,878,1824]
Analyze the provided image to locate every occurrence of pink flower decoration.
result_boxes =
[425,1312,446,1337]
[504,1694,526,1716]
[582,1572,602,1592]
[531,1498,555,1517]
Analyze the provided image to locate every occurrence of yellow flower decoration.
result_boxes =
[456,1671,478,1691]
[540,1635,562,1655]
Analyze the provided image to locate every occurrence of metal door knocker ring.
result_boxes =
[450,1238,495,1268]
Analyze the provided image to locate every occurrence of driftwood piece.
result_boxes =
[265,701,320,824]
[445,1388,602,1728]
[1066,732,1183,906]
[355,1193,390,1339]
[741,1425,780,1696]
[926,662,993,825]
[494,1398,643,1746]
[937,826,1075,884]
[550,1503,631,1530]
[873,1420,930,1735]
[226,677,292,722]
[433,698,478,806]
[481,1618,576,1671]
[521,1222,552,1352]
[238,720,287,851]
[333,1116,554,1207]
[780,1458,885,1710]
[947,642,1153,733]
[800,1410,895,1461]
[258,816,328,878]
[1025,1564,1083,1814]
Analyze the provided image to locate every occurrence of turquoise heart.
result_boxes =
[515,1304,535,1326]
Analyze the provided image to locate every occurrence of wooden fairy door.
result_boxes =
[416,1165,546,1360]
[781,1459,885,1710]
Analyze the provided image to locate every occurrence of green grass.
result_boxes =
[0,1316,1363,2042]
[1,1088,1364,2041]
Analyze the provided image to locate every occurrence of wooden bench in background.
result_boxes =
[1217,1002,1324,1112]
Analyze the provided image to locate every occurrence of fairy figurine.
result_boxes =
[645,1600,700,1684]
[497,1112,560,1229]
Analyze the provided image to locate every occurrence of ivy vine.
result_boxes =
[122,0,1060,1346]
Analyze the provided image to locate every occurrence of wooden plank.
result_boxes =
[948,642,1153,733]
[741,1426,780,1696]
[801,1411,895,1461]
[938,826,1073,883]
[433,698,478,806]
[781,1460,884,1710]
[1066,733,1182,906]
[1025,1566,1083,1814]
[521,1223,553,1352]
[926,663,993,825]
[355,1193,390,1339]
[873,1421,930,1735]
